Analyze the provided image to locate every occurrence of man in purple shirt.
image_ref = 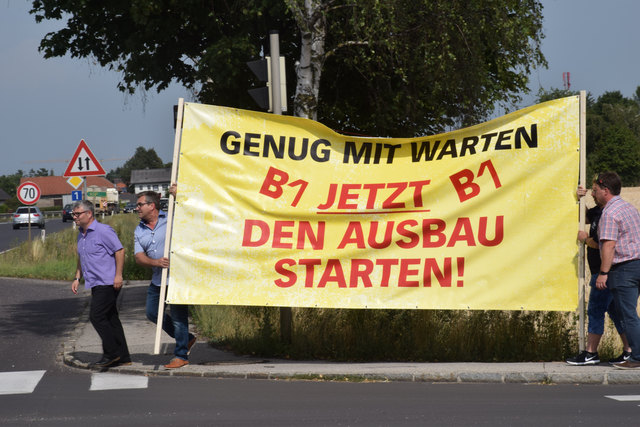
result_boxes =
[593,171,640,369]
[71,200,130,369]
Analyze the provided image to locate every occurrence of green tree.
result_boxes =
[292,0,547,135]
[26,168,50,177]
[31,0,546,137]
[537,87,640,185]
[589,125,640,186]
[588,90,640,184]
[30,0,294,115]
[107,146,165,189]
[536,87,579,103]
[0,171,24,197]
[0,171,25,211]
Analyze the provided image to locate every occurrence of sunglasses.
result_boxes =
[596,176,609,190]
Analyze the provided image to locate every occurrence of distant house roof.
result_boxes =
[19,176,115,197]
[0,188,9,201]
[130,168,171,184]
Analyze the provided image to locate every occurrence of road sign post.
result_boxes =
[17,182,41,205]
[63,140,106,177]
[16,181,41,242]
[63,139,106,204]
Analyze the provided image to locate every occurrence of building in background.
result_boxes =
[112,178,128,193]
[18,176,117,211]
[130,168,171,195]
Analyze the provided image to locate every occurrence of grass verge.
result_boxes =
[1,215,624,362]
[0,214,149,280]
[192,304,623,362]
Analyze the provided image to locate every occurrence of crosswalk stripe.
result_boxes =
[90,372,148,391]
[605,395,640,401]
[0,370,46,395]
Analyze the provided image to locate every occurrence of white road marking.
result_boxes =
[0,370,46,395]
[605,395,640,401]
[90,372,148,391]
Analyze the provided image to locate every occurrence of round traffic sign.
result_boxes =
[17,181,41,205]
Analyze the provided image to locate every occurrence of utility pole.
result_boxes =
[246,31,292,344]
[269,31,292,344]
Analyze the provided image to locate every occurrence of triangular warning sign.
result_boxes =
[63,139,106,177]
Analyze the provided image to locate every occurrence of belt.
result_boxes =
[611,259,640,270]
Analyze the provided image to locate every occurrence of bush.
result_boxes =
[193,305,584,362]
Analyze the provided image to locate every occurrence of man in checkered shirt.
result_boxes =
[594,171,640,369]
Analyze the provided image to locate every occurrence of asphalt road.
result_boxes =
[0,217,74,252]
[2,278,640,425]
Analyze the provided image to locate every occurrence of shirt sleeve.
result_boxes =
[599,211,619,242]
[103,225,124,254]
[134,226,144,255]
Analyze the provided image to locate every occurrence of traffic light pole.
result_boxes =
[269,31,282,115]
[269,31,292,343]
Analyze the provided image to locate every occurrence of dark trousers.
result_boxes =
[90,285,130,360]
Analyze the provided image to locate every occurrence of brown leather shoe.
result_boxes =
[164,358,189,369]
[187,336,197,354]
[613,360,640,370]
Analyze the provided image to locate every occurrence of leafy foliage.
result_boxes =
[30,0,296,111]
[0,171,25,210]
[589,125,640,185]
[318,0,547,135]
[106,146,166,189]
[31,0,546,136]
[537,87,640,185]
[0,171,23,196]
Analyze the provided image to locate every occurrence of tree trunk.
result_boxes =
[288,0,326,120]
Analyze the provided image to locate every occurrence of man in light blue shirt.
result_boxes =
[134,189,195,369]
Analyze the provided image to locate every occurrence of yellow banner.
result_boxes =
[168,97,580,310]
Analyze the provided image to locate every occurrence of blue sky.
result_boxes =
[522,0,640,105]
[1,0,639,177]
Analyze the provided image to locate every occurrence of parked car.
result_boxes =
[123,202,137,213]
[62,204,73,222]
[12,206,46,229]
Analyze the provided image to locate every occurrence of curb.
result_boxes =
[60,283,640,385]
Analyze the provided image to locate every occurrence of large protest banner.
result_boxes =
[167,97,580,311]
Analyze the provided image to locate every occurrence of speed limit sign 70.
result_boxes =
[17,182,41,205]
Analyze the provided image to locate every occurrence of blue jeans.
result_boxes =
[587,273,625,335]
[146,284,193,360]
[609,259,640,361]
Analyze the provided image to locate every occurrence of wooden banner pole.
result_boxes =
[154,98,184,355]
[578,90,587,351]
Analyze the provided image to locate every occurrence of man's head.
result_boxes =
[593,171,621,206]
[72,200,94,229]
[136,191,161,223]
